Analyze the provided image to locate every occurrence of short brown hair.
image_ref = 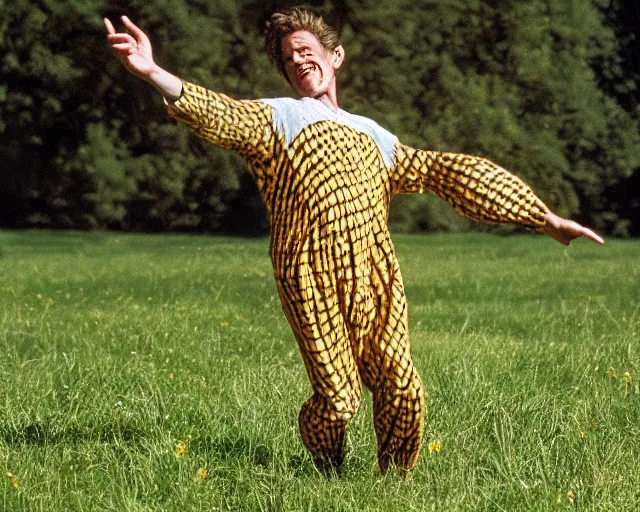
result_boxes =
[264,7,340,77]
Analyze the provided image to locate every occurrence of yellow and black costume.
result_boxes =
[167,81,547,473]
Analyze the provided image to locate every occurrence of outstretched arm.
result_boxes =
[104,16,275,178]
[104,16,182,101]
[392,144,603,245]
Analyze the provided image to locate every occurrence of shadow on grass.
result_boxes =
[198,434,370,477]
[0,421,148,447]
[195,434,323,476]
[195,435,273,467]
[2,422,367,477]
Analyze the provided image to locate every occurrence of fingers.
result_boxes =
[104,16,148,45]
[120,15,148,44]
[103,17,116,35]
[568,219,604,245]
[112,43,136,52]
[580,227,604,245]
[107,33,136,45]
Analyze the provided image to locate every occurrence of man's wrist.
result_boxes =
[147,65,182,102]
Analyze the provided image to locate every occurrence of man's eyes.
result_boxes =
[284,49,314,62]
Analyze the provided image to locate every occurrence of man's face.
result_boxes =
[281,30,343,100]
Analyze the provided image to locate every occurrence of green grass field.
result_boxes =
[1,230,638,511]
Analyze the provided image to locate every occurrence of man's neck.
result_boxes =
[314,90,339,112]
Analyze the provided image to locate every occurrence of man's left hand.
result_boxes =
[542,211,604,246]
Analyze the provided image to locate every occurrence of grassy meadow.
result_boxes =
[1,230,638,511]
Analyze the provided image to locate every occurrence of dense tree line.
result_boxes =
[1,0,639,235]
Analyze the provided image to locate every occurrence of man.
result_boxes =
[104,7,603,476]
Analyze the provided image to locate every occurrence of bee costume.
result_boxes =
[167,82,547,473]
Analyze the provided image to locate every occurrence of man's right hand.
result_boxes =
[104,16,155,79]
[104,16,182,101]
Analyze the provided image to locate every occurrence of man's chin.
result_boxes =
[297,88,319,99]
[296,84,327,100]
[296,76,324,97]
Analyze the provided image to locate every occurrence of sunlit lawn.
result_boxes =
[1,230,638,511]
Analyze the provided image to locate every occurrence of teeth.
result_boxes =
[299,65,313,78]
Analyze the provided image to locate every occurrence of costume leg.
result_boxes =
[359,269,425,475]
[298,392,351,468]
[278,263,361,469]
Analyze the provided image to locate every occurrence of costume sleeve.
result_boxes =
[391,143,547,228]
[166,80,275,176]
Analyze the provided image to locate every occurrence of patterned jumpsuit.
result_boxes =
[167,81,547,473]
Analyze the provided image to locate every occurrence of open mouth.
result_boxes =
[297,64,316,82]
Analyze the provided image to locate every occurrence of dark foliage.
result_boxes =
[1,0,638,235]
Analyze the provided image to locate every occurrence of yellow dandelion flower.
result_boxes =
[169,373,174,381]
[198,468,207,479]
[567,490,575,504]
[175,441,186,457]
[625,371,632,395]
[6,472,20,490]
[428,440,441,453]
[579,430,585,439]
[220,322,229,327]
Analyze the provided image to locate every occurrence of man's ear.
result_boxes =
[331,45,345,71]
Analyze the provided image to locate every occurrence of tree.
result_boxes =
[1,0,638,235]
[331,0,640,234]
